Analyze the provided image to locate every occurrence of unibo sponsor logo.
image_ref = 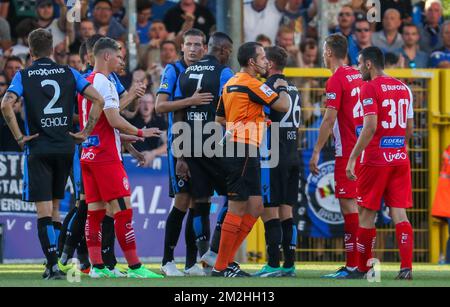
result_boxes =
[82,135,100,148]
[306,161,343,225]
[28,68,65,77]
[380,136,405,148]
[356,125,363,137]
[383,150,408,163]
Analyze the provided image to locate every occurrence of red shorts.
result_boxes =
[334,157,359,199]
[357,164,413,211]
[81,162,131,204]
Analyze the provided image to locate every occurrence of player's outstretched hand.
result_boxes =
[191,88,214,106]
[309,152,320,175]
[121,134,145,144]
[17,133,39,149]
[176,159,191,181]
[142,127,163,138]
[274,79,289,89]
[346,158,357,181]
[69,131,87,144]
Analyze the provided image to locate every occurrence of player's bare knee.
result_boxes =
[279,205,293,221]
[339,198,358,215]
[359,208,377,228]
[36,201,53,218]
[174,193,191,211]
[262,207,279,222]
[390,208,409,225]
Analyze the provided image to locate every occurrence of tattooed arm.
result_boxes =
[1,92,38,149]
[69,85,105,143]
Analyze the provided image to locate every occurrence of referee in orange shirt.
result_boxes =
[213,42,290,277]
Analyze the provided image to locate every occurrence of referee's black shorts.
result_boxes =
[222,143,261,202]
[23,153,73,202]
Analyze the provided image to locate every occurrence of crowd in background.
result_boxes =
[0,0,449,161]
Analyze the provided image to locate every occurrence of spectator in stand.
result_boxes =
[138,21,173,78]
[10,18,36,62]
[307,0,349,32]
[0,0,39,37]
[244,0,288,43]
[79,41,89,71]
[163,0,215,38]
[419,0,444,54]
[0,72,24,152]
[377,0,413,31]
[371,8,404,54]
[256,34,273,47]
[34,0,74,47]
[0,17,12,54]
[151,0,176,21]
[4,56,23,85]
[276,25,300,67]
[70,18,96,53]
[68,52,83,71]
[111,0,126,25]
[92,0,126,41]
[159,40,178,67]
[384,52,401,68]
[281,0,308,46]
[127,94,168,168]
[53,41,68,65]
[298,37,318,68]
[137,0,153,46]
[429,21,450,68]
[397,23,429,69]
[332,4,359,66]
[349,18,372,66]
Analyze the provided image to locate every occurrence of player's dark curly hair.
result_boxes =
[237,42,263,67]
[360,46,385,69]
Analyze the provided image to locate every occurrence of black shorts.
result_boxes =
[262,162,300,208]
[23,153,73,202]
[185,157,227,199]
[168,154,190,198]
[223,155,261,202]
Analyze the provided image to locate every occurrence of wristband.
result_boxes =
[137,129,144,138]
[277,86,288,94]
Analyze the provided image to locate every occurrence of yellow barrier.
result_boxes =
[246,68,449,264]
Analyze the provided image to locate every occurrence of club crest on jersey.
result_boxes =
[123,177,130,190]
[178,179,185,188]
[160,82,169,90]
[363,98,373,106]
[306,161,343,225]
[326,93,337,100]
[260,84,274,97]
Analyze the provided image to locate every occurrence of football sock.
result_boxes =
[85,209,106,266]
[162,207,186,265]
[281,218,297,269]
[102,215,117,270]
[53,221,62,251]
[228,214,257,264]
[37,217,58,268]
[215,212,242,271]
[114,209,141,268]
[210,200,228,254]
[356,227,377,273]
[185,208,198,269]
[59,206,77,255]
[193,203,211,257]
[344,213,359,268]
[264,219,282,268]
[396,221,414,270]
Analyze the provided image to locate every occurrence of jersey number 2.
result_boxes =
[42,80,62,115]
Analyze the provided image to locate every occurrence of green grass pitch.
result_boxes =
[0,263,449,287]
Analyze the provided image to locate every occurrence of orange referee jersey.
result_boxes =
[217,72,279,147]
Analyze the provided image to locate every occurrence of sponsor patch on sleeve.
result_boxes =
[260,84,275,97]
[326,93,337,100]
